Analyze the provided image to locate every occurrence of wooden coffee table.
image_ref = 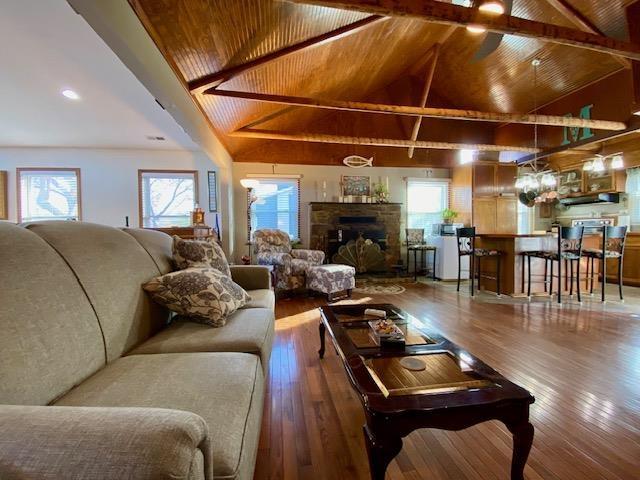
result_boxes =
[318,303,534,480]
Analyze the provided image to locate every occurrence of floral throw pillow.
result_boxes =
[172,236,231,277]
[143,268,250,327]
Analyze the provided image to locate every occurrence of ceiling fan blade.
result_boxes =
[471,0,513,61]
[472,32,504,61]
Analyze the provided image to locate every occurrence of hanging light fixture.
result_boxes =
[466,24,487,34]
[592,157,606,172]
[479,0,505,14]
[610,154,624,170]
[583,161,593,171]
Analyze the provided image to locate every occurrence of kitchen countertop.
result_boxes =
[475,233,551,238]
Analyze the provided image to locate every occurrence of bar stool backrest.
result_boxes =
[456,227,476,255]
[406,228,425,246]
[558,226,584,256]
[602,226,627,255]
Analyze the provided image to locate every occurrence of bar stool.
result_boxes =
[525,226,584,304]
[583,226,627,302]
[456,227,503,297]
[405,228,437,281]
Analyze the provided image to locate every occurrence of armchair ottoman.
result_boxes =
[307,264,356,302]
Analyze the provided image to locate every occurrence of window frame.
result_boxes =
[405,178,450,231]
[16,167,82,223]
[247,176,301,240]
[137,169,199,228]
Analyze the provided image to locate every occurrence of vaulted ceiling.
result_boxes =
[129,0,638,166]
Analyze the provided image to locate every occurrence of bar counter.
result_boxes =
[475,233,555,296]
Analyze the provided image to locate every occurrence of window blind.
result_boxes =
[627,167,640,232]
[19,169,80,222]
[140,171,196,228]
[406,179,449,232]
[251,177,300,239]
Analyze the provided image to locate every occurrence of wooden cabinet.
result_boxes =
[473,198,498,234]
[473,197,517,234]
[470,163,518,234]
[605,233,640,287]
[495,165,518,196]
[473,164,496,197]
[472,163,517,197]
[496,198,517,234]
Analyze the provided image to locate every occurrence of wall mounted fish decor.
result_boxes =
[343,155,373,168]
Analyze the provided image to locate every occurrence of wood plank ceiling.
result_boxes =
[130,0,636,166]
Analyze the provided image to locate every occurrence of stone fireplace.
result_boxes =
[309,202,401,272]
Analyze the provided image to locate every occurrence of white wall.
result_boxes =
[0,146,223,233]
[232,162,450,262]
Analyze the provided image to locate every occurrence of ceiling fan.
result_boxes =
[469,0,514,61]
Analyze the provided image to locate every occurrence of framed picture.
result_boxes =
[0,171,7,220]
[207,171,218,212]
[341,175,370,196]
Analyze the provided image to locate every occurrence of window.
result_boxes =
[406,179,449,231]
[627,167,640,232]
[250,177,300,239]
[139,170,198,228]
[17,168,81,222]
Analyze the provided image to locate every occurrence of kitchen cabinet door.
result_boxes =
[496,198,517,234]
[473,198,497,234]
[495,165,518,196]
[473,164,496,197]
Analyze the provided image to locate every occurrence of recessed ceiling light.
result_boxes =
[61,89,80,100]
[479,0,505,14]
[467,24,487,34]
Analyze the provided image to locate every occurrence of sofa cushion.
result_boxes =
[25,221,170,361]
[241,289,275,311]
[123,227,174,274]
[0,223,105,405]
[55,353,264,480]
[129,307,275,371]
[143,268,250,327]
[173,236,231,277]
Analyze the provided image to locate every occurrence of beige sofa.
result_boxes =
[0,221,275,480]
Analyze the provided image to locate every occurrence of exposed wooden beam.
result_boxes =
[236,106,298,130]
[188,15,388,94]
[516,116,640,164]
[208,89,628,131]
[288,0,640,60]
[230,128,539,153]
[408,44,440,158]
[628,2,640,109]
[544,0,630,69]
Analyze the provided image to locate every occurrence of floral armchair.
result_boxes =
[253,229,325,291]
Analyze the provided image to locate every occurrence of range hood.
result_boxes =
[560,193,620,206]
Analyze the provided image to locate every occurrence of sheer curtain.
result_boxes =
[626,167,640,232]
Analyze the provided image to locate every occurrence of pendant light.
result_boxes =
[479,0,505,14]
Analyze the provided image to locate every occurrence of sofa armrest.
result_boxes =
[0,405,212,480]
[230,265,272,290]
[291,249,325,265]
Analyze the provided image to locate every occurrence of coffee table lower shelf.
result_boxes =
[318,304,535,480]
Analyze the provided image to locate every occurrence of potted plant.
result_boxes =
[442,208,458,224]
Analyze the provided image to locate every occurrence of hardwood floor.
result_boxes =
[254,282,640,480]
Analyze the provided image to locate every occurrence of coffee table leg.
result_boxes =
[506,421,534,480]
[318,321,326,359]
[363,425,402,480]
